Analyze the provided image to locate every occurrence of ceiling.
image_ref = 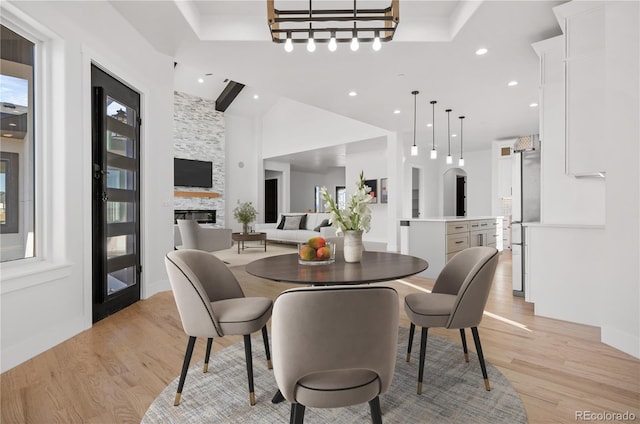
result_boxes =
[111,0,566,172]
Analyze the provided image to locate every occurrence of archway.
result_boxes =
[443,168,467,216]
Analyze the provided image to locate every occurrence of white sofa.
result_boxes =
[255,213,337,244]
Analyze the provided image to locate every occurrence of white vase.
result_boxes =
[343,230,364,263]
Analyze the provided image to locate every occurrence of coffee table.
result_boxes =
[232,232,267,254]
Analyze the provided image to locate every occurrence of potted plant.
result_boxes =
[233,201,258,234]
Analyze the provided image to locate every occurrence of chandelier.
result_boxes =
[267,0,400,52]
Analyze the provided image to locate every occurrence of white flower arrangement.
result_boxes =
[320,171,372,235]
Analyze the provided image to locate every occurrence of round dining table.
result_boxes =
[245,251,429,286]
[245,250,428,404]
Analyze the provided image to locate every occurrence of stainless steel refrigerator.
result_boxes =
[511,135,541,297]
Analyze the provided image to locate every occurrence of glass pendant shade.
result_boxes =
[411,145,418,156]
[430,149,437,159]
[446,155,453,165]
[458,157,465,166]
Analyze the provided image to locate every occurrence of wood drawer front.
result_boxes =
[447,233,469,253]
[446,222,469,234]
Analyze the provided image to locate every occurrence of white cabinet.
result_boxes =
[554,1,606,176]
[402,217,500,279]
[469,219,499,249]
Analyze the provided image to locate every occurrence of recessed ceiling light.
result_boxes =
[476,48,488,55]
[393,109,401,114]
[348,91,357,97]
[426,123,432,127]
[529,102,539,108]
[452,134,457,137]
[253,94,259,100]
[508,81,519,86]
[197,78,204,83]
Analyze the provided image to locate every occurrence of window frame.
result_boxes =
[0,4,65,284]
[0,151,20,233]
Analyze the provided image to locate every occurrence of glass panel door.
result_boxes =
[91,65,141,322]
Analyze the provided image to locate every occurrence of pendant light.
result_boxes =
[306,2,316,52]
[430,100,437,159]
[458,116,465,166]
[411,91,419,156]
[284,31,293,52]
[350,0,359,51]
[446,109,453,164]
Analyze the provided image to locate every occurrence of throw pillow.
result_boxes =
[313,218,330,232]
[277,215,287,229]
[283,215,303,230]
[299,214,307,229]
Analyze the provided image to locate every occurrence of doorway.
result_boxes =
[443,168,467,216]
[411,167,421,218]
[456,175,466,216]
[264,178,278,223]
[91,65,141,323]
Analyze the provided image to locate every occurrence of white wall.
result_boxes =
[225,113,260,232]
[289,168,346,213]
[345,149,388,247]
[601,1,639,358]
[0,1,175,372]
[437,149,492,217]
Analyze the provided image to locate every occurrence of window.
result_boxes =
[0,24,35,262]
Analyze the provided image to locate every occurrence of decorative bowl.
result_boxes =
[297,241,335,265]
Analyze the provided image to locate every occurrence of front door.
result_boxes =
[91,65,141,323]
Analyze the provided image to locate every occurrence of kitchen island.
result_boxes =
[400,216,502,279]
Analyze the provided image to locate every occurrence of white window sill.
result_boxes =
[0,259,73,294]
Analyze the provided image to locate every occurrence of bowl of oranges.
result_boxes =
[298,237,335,265]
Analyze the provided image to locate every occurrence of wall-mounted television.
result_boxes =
[174,158,213,188]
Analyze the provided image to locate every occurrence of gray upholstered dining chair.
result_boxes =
[404,246,499,394]
[271,285,399,424]
[176,219,232,252]
[164,249,273,406]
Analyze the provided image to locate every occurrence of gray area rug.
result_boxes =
[142,327,527,423]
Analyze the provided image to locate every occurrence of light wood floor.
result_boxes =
[2,252,638,423]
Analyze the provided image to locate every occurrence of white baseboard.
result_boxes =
[143,278,170,299]
[1,319,88,373]
[602,325,640,359]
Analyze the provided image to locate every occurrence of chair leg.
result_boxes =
[203,337,213,373]
[417,327,428,395]
[471,327,491,391]
[369,396,383,424]
[291,403,306,424]
[406,323,415,362]
[174,336,196,406]
[262,325,272,370]
[460,329,469,362]
[243,334,256,405]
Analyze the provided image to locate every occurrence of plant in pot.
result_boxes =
[233,201,258,234]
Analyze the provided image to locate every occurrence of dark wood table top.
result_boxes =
[245,251,428,285]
